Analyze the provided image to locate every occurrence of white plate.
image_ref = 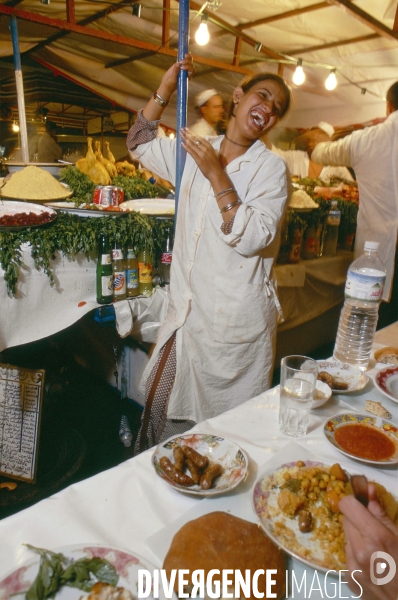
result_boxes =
[0,544,174,599]
[152,432,248,496]
[374,366,398,404]
[120,198,175,215]
[324,412,398,465]
[45,201,129,218]
[252,460,360,572]
[317,360,369,393]
[311,380,332,409]
[0,200,57,230]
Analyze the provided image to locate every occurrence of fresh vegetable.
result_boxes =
[24,545,118,600]
[60,167,171,206]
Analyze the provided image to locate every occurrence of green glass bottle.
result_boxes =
[96,234,113,304]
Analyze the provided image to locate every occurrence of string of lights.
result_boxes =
[40,0,390,100]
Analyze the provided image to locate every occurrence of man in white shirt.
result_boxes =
[189,89,225,136]
[271,122,354,182]
[312,82,398,319]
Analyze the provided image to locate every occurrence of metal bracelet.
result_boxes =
[216,189,238,202]
[153,92,168,107]
[215,187,235,198]
[219,200,242,214]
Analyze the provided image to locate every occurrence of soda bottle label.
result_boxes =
[345,269,385,302]
[161,252,172,265]
[100,275,113,297]
[126,249,136,259]
[112,249,123,260]
[113,271,126,295]
[126,268,139,289]
[138,261,153,283]
[101,253,111,266]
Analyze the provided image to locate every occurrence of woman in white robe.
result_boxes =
[127,55,292,452]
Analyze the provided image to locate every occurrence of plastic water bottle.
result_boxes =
[322,200,341,256]
[119,415,133,447]
[333,241,386,371]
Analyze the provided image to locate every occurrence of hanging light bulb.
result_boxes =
[12,122,19,132]
[325,69,337,91]
[169,132,175,139]
[292,59,305,86]
[195,14,210,46]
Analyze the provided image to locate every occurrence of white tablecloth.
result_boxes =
[0,323,397,599]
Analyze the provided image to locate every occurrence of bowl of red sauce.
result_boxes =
[324,413,398,465]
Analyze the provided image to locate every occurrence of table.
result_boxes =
[0,323,396,599]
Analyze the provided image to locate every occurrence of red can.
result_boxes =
[93,186,124,207]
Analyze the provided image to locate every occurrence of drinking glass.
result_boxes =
[279,355,318,437]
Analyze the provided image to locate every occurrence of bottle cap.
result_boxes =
[364,241,380,251]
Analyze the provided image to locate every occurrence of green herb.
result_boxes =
[24,545,118,600]
[282,478,302,493]
[0,212,173,297]
[59,166,95,205]
[111,174,160,200]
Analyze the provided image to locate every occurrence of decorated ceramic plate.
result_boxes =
[324,413,398,465]
[0,200,57,231]
[252,460,361,572]
[44,202,129,218]
[0,544,175,599]
[317,360,369,393]
[374,366,398,404]
[120,198,175,216]
[152,432,248,496]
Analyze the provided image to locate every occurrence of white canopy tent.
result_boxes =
[0,0,397,131]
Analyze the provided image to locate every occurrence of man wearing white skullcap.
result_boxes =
[189,88,225,136]
[267,122,354,183]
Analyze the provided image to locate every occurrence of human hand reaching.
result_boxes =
[339,484,398,600]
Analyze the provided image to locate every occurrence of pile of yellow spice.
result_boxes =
[1,166,70,200]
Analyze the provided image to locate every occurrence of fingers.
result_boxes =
[178,53,194,78]
[180,129,205,153]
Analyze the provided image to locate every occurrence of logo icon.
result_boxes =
[370,551,396,585]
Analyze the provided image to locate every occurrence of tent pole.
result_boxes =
[174,0,189,226]
[10,17,29,164]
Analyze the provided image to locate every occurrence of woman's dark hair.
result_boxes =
[227,72,292,119]
[386,81,398,110]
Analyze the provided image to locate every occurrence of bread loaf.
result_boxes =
[163,512,286,599]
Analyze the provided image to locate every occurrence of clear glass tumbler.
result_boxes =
[279,355,318,437]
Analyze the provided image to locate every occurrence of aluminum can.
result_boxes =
[93,186,124,207]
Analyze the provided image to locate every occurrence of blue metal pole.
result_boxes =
[174,0,189,227]
[10,17,29,163]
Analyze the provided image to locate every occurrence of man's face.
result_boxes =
[200,95,225,126]
[294,128,330,156]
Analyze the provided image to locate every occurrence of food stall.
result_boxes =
[0,164,359,401]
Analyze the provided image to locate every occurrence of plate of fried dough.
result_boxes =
[152,433,248,496]
[317,360,369,393]
[374,346,398,366]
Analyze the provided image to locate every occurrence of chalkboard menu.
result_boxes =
[0,363,44,483]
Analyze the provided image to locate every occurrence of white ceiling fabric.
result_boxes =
[0,0,397,129]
